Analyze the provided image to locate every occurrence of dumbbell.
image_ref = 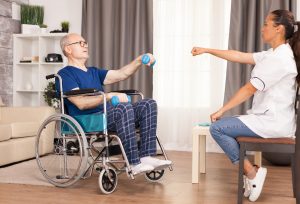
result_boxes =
[111,95,132,106]
[142,54,156,67]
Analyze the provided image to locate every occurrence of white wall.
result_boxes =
[28,0,82,34]
[298,3,300,21]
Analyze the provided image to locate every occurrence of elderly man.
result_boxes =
[57,33,171,175]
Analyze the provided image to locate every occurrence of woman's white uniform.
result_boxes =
[238,43,297,138]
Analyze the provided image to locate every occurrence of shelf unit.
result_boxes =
[13,33,67,106]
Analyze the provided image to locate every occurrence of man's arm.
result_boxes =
[67,53,155,110]
[67,92,129,110]
[67,94,105,110]
[103,54,155,85]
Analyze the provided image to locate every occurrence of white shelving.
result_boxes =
[13,33,67,106]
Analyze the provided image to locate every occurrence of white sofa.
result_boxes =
[0,106,55,166]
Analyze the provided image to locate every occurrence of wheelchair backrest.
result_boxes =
[46,74,108,134]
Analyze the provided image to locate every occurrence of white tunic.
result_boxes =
[238,44,297,138]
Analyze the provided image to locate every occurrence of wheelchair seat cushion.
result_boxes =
[62,112,107,134]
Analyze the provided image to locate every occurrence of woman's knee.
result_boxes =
[209,121,222,139]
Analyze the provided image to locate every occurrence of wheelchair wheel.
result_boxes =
[35,114,89,187]
[98,168,118,194]
[145,169,165,182]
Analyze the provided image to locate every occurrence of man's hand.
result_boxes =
[140,53,156,66]
[106,92,130,103]
[210,109,224,122]
[191,47,207,56]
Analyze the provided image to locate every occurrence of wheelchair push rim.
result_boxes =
[35,114,89,188]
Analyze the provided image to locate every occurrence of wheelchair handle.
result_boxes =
[46,74,56,80]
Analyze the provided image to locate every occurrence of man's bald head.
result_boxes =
[60,33,81,56]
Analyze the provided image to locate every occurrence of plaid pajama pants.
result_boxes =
[106,98,157,165]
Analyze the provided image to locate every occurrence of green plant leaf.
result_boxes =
[20,4,44,25]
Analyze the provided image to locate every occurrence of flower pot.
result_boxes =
[62,28,69,33]
[21,24,40,34]
[40,28,47,34]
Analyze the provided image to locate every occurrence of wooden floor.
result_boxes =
[0,151,296,204]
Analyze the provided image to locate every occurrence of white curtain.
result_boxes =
[153,0,231,151]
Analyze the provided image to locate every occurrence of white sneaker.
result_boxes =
[131,163,154,175]
[243,175,251,197]
[140,156,172,169]
[248,167,267,202]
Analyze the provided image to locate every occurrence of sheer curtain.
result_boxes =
[153,0,231,151]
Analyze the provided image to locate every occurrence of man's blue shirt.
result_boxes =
[56,66,108,116]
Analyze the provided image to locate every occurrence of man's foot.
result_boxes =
[131,163,154,175]
[248,167,267,202]
[140,156,172,169]
[243,175,251,197]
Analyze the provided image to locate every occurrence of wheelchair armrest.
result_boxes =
[64,88,99,96]
[110,89,144,99]
[111,89,140,94]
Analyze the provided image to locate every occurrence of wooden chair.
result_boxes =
[236,87,300,204]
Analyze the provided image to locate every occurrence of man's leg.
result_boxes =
[106,103,154,175]
[133,99,172,168]
[107,103,140,165]
[133,98,157,157]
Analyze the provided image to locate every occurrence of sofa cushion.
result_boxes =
[0,106,55,123]
[0,124,12,142]
[11,122,40,138]
[0,136,36,166]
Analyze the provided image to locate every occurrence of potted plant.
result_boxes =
[39,24,47,33]
[43,81,60,109]
[20,4,44,34]
[61,21,69,33]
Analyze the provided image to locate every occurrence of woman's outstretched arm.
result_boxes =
[191,47,255,65]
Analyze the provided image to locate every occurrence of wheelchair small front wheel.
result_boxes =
[145,169,165,182]
[98,168,118,194]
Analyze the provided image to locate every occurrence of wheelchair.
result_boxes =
[35,74,173,194]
